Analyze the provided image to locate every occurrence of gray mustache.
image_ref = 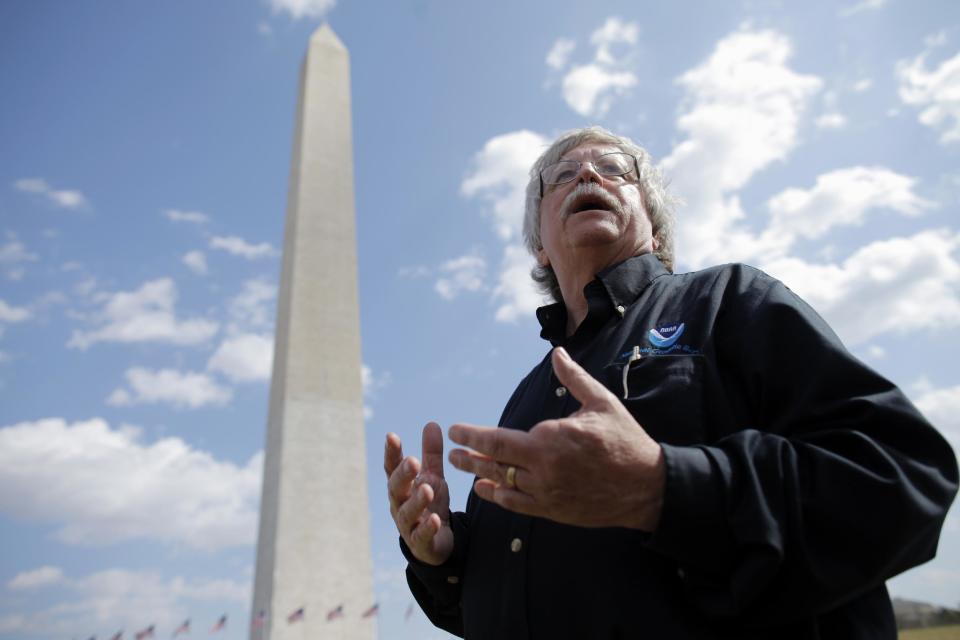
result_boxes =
[560,183,622,221]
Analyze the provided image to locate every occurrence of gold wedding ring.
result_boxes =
[505,465,517,489]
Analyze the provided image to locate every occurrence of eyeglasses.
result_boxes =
[539,152,639,197]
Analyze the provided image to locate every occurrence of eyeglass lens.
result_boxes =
[542,153,634,185]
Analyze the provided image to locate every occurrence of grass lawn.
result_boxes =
[900,626,960,639]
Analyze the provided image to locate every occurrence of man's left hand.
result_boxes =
[448,346,665,531]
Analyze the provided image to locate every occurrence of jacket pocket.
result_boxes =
[603,355,705,445]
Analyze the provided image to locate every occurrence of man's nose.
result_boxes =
[575,161,605,186]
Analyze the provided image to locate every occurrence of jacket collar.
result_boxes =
[536,253,669,345]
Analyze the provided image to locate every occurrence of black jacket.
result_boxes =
[403,254,958,639]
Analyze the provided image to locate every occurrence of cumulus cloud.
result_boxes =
[815,113,847,129]
[661,26,823,269]
[0,237,37,264]
[361,363,391,421]
[492,244,546,323]
[838,0,888,17]
[461,130,548,241]
[209,235,277,260]
[546,38,576,71]
[897,46,960,144]
[852,78,873,92]
[13,178,88,209]
[182,250,208,275]
[913,383,960,460]
[0,417,261,548]
[107,368,232,408]
[207,333,273,383]
[67,278,218,349]
[0,299,31,323]
[163,209,209,224]
[227,278,277,329]
[8,566,64,590]
[761,166,935,253]
[267,0,335,20]
[435,253,487,300]
[554,18,640,117]
[763,229,960,345]
[1,566,248,637]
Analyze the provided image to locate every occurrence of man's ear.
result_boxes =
[537,247,550,267]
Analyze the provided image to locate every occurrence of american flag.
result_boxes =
[134,625,154,640]
[210,615,226,633]
[251,610,266,629]
[109,632,123,640]
[287,607,304,624]
[361,604,379,619]
[405,603,415,621]
[326,605,344,621]
[172,619,190,636]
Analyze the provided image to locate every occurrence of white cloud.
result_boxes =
[228,278,277,329]
[546,38,576,71]
[853,78,873,92]
[67,278,218,350]
[897,47,960,144]
[562,64,638,118]
[461,130,548,241]
[815,113,847,129]
[925,31,948,49]
[13,178,88,209]
[107,367,232,408]
[838,0,888,17]
[0,299,31,323]
[361,363,391,421]
[0,238,37,264]
[1,567,248,637]
[435,253,487,300]
[554,18,640,117]
[163,209,209,224]
[182,250,208,275]
[492,244,546,323]
[661,26,823,269]
[209,235,277,260]
[763,229,960,345]
[207,333,273,383]
[913,383,960,460]
[267,0,335,20]
[0,417,261,549]
[8,566,64,590]
[762,166,935,253]
[589,16,639,66]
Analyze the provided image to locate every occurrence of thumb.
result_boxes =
[421,421,445,478]
[552,347,613,407]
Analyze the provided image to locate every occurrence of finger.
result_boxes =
[552,347,614,407]
[409,511,441,549]
[448,423,535,467]
[384,433,403,477]
[397,482,433,534]
[388,456,420,510]
[473,479,543,517]
[421,422,445,478]
[448,448,502,482]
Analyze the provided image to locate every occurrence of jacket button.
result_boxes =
[555,386,567,397]
[616,305,626,317]
[447,576,460,584]
[510,538,523,553]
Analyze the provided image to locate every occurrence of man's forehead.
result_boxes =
[560,142,622,161]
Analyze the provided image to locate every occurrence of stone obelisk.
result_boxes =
[250,24,374,640]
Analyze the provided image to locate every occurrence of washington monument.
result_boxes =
[250,24,375,640]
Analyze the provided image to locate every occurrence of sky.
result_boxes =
[1,0,959,638]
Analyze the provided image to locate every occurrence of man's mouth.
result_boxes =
[571,195,613,214]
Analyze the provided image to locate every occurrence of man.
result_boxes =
[384,127,958,639]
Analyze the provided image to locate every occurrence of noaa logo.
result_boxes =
[648,322,685,348]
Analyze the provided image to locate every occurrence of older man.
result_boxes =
[384,127,958,639]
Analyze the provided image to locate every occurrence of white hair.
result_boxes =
[522,126,678,302]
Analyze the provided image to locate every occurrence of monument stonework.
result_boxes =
[250,24,375,640]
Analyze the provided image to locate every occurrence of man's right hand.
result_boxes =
[385,422,454,566]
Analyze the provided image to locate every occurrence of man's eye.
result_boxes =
[554,169,576,182]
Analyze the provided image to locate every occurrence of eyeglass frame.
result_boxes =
[539,152,641,198]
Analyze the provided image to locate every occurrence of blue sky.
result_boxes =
[1,1,959,638]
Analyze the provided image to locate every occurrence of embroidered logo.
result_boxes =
[647,322,685,348]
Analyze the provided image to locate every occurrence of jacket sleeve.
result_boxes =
[647,275,959,624]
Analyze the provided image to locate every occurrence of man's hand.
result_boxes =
[385,422,454,566]
[448,347,665,531]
